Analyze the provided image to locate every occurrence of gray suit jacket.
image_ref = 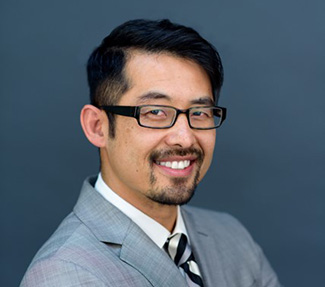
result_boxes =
[21,177,280,287]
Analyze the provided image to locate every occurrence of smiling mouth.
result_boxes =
[155,160,191,170]
[150,148,203,174]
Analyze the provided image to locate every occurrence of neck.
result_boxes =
[100,170,178,232]
[139,202,178,232]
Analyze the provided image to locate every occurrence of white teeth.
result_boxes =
[156,160,191,170]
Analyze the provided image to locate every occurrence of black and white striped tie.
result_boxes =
[165,233,204,287]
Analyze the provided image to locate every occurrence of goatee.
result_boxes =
[147,147,204,205]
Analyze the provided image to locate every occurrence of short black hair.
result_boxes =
[87,19,224,137]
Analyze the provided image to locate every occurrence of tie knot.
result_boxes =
[165,233,191,267]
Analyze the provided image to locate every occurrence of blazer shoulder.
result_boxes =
[20,257,107,287]
[182,205,247,232]
[182,205,281,287]
[30,212,84,262]
[181,205,259,252]
[23,211,109,274]
[21,212,118,285]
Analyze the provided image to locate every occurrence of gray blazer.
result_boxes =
[20,177,280,287]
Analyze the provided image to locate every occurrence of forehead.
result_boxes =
[119,51,214,106]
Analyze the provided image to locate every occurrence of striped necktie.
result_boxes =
[165,233,204,287]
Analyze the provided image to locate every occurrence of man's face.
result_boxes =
[101,52,216,209]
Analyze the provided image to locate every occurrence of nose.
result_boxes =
[164,114,197,148]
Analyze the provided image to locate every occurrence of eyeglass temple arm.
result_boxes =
[100,106,137,118]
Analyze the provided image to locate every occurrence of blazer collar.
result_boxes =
[181,206,228,287]
[73,176,187,287]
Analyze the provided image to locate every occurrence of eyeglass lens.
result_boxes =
[139,106,222,128]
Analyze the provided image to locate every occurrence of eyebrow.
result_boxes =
[136,92,215,106]
[136,92,172,104]
[190,97,215,106]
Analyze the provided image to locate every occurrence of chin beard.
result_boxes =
[147,170,200,206]
[147,147,204,205]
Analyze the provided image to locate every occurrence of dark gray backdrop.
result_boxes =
[1,0,324,286]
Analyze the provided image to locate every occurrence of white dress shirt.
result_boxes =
[95,173,189,249]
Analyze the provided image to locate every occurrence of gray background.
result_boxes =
[1,0,324,286]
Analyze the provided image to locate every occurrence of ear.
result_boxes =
[80,105,107,148]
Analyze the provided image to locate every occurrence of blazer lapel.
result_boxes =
[181,206,228,287]
[120,223,187,287]
[74,177,187,287]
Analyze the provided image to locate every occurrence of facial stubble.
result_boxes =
[147,148,204,205]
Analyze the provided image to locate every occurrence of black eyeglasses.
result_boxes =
[100,105,227,130]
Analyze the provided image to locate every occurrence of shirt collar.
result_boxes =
[95,173,189,248]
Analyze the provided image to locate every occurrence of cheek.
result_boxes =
[201,132,216,154]
[119,125,150,166]
[201,133,216,167]
[115,119,139,149]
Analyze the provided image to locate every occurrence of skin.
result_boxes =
[81,51,216,231]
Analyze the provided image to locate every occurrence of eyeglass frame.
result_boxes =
[99,104,227,130]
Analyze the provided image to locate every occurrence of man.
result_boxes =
[21,19,280,286]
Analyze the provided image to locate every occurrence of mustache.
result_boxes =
[149,147,204,163]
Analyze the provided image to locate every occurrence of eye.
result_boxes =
[140,107,169,119]
[191,110,210,118]
[192,111,205,116]
[149,109,165,116]
[190,108,214,122]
